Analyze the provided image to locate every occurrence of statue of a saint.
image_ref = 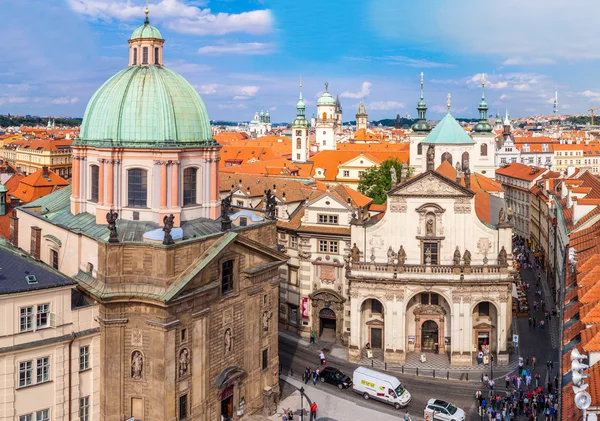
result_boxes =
[131,351,143,380]
[463,249,472,266]
[221,192,233,231]
[498,246,508,266]
[426,218,435,236]
[507,207,513,222]
[351,243,360,262]
[387,246,395,265]
[224,328,233,353]
[453,246,461,266]
[498,207,506,224]
[264,189,277,220]
[106,209,119,243]
[390,166,398,186]
[262,311,271,332]
[464,167,471,189]
[397,246,407,266]
[426,144,435,171]
[400,162,408,183]
[163,214,175,245]
[179,348,189,377]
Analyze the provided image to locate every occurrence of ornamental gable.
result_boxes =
[389,171,474,198]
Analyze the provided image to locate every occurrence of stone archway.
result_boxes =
[310,289,346,344]
[413,304,446,353]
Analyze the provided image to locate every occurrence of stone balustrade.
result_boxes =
[347,261,510,281]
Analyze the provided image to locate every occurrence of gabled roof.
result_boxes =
[421,112,475,145]
[388,169,475,198]
[12,168,70,204]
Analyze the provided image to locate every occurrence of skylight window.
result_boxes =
[26,275,37,284]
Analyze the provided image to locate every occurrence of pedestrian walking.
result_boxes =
[304,367,310,384]
[532,356,537,369]
[309,402,318,421]
[505,375,510,389]
[288,409,294,420]
[310,331,315,344]
[554,376,558,390]
[312,369,317,385]
[550,360,554,370]
[319,351,326,366]
[403,410,412,421]
[282,412,288,421]
[535,373,540,388]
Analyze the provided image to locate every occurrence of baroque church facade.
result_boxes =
[9,10,286,421]
[345,167,514,366]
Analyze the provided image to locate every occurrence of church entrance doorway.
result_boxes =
[421,320,439,352]
[319,308,337,342]
[370,327,383,349]
[220,386,234,420]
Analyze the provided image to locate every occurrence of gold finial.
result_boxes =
[144,0,149,15]
[447,93,451,110]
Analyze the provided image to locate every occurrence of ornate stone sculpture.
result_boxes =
[262,311,272,332]
[131,351,143,380]
[179,348,189,377]
[221,192,233,231]
[453,246,461,266]
[351,243,360,262]
[397,246,407,265]
[463,249,472,266]
[390,166,397,186]
[344,253,351,269]
[264,189,277,220]
[426,217,435,236]
[426,144,435,171]
[464,167,471,189]
[400,162,408,183]
[106,209,119,243]
[163,213,175,245]
[498,246,508,266]
[498,207,506,224]
[387,246,395,264]
[507,207,514,222]
[370,248,376,263]
[224,328,233,353]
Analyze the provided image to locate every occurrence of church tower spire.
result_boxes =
[292,77,310,163]
[473,73,493,133]
[411,72,432,133]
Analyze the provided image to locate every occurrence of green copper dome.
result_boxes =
[78,65,214,147]
[130,22,163,40]
[317,91,336,106]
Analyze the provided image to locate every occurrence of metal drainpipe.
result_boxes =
[68,334,75,421]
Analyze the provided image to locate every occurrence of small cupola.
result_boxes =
[128,5,165,66]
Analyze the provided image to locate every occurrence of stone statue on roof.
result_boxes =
[426,144,435,171]
[264,189,277,220]
[106,209,119,243]
[453,246,461,266]
[163,214,175,245]
[463,249,472,267]
[498,246,508,267]
[390,166,397,186]
[464,167,471,189]
[397,245,407,266]
[351,243,360,262]
[220,192,233,231]
[498,207,506,224]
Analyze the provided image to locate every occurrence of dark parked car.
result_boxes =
[319,366,352,389]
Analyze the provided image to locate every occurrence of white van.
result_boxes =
[352,366,411,409]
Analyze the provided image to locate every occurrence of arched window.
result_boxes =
[133,48,138,65]
[142,47,148,64]
[296,138,302,149]
[441,152,453,166]
[90,165,99,202]
[322,112,327,120]
[417,143,423,155]
[481,143,488,156]
[154,47,159,65]
[128,169,147,207]
[183,167,197,206]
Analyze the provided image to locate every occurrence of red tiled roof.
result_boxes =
[495,162,547,181]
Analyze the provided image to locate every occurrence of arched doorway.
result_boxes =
[472,301,498,361]
[421,320,439,351]
[360,298,385,349]
[441,152,453,166]
[319,308,337,342]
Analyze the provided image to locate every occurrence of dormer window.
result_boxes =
[142,47,148,64]
[133,48,138,65]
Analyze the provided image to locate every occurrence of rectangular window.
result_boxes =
[343,170,350,177]
[183,167,197,206]
[239,216,247,226]
[236,200,244,207]
[19,415,32,421]
[50,249,58,270]
[289,268,298,286]
[318,240,338,253]
[20,306,33,332]
[318,240,328,253]
[318,214,338,224]
[133,48,138,65]
[179,394,188,420]
[420,294,429,305]
[478,302,490,317]
[181,329,187,343]
[36,409,49,421]
[90,165,99,202]
[128,169,148,207]
[142,47,148,64]
[154,47,159,64]
[431,293,439,305]
[37,357,50,383]
[79,396,90,421]
[37,304,50,328]
[371,300,383,314]
[19,361,33,387]
[221,260,234,294]
[290,236,298,249]
[500,158,506,164]
[422,241,439,265]
[262,348,268,370]
[79,346,90,371]
[290,306,298,326]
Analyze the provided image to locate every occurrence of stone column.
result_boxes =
[72,156,80,198]
[98,159,105,205]
[171,161,179,208]
[106,160,114,208]
[438,316,445,353]
[160,162,167,209]
[348,294,361,362]
[415,317,421,352]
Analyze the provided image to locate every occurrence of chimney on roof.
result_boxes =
[42,166,49,177]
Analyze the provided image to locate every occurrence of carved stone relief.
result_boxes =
[131,329,142,346]
[131,351,143,380]
[402,175,458,195]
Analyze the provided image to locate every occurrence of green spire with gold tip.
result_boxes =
[473,73,493,133]
[412,72,432,133]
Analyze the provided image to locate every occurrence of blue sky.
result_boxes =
[2,0,600,122]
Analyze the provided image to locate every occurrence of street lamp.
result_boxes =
[299,387,305,421]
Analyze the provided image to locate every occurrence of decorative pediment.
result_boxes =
[413,304,446,316]
[389,171,474,198]
[309,288,345,304]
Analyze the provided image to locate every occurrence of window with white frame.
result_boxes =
[290,236,298,249]
[318,240,338,254]
[318,214,338,224]
[79,396,90,421]
[79,346,90,371]
[343,170,350,177]
[36,304,50,329]
[36,357,50,383]
[20,306,33,332]
[19,415,32,421]
[36,409,49,421]
[19,361,33,387]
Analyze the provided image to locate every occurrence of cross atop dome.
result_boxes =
[447,93,451,111]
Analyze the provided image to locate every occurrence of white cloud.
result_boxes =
[580,90,600,98]
[367,101,404,111]
[513,84,532,92]
[197,42,274,55]
[195,84,259,100]
[340,81,372,99]
[431,105,467,114]
[67,0,273,36]
[384,56,453,68]
[503,57,556,66]
[166,61,212,73]
[499,94,510,100]
[218,103,247,110]
[0,96,28,105]
[52,96,79,105]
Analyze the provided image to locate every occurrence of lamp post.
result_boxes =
[299,387,305,421]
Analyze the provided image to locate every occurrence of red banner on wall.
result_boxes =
[301,297,310,318]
